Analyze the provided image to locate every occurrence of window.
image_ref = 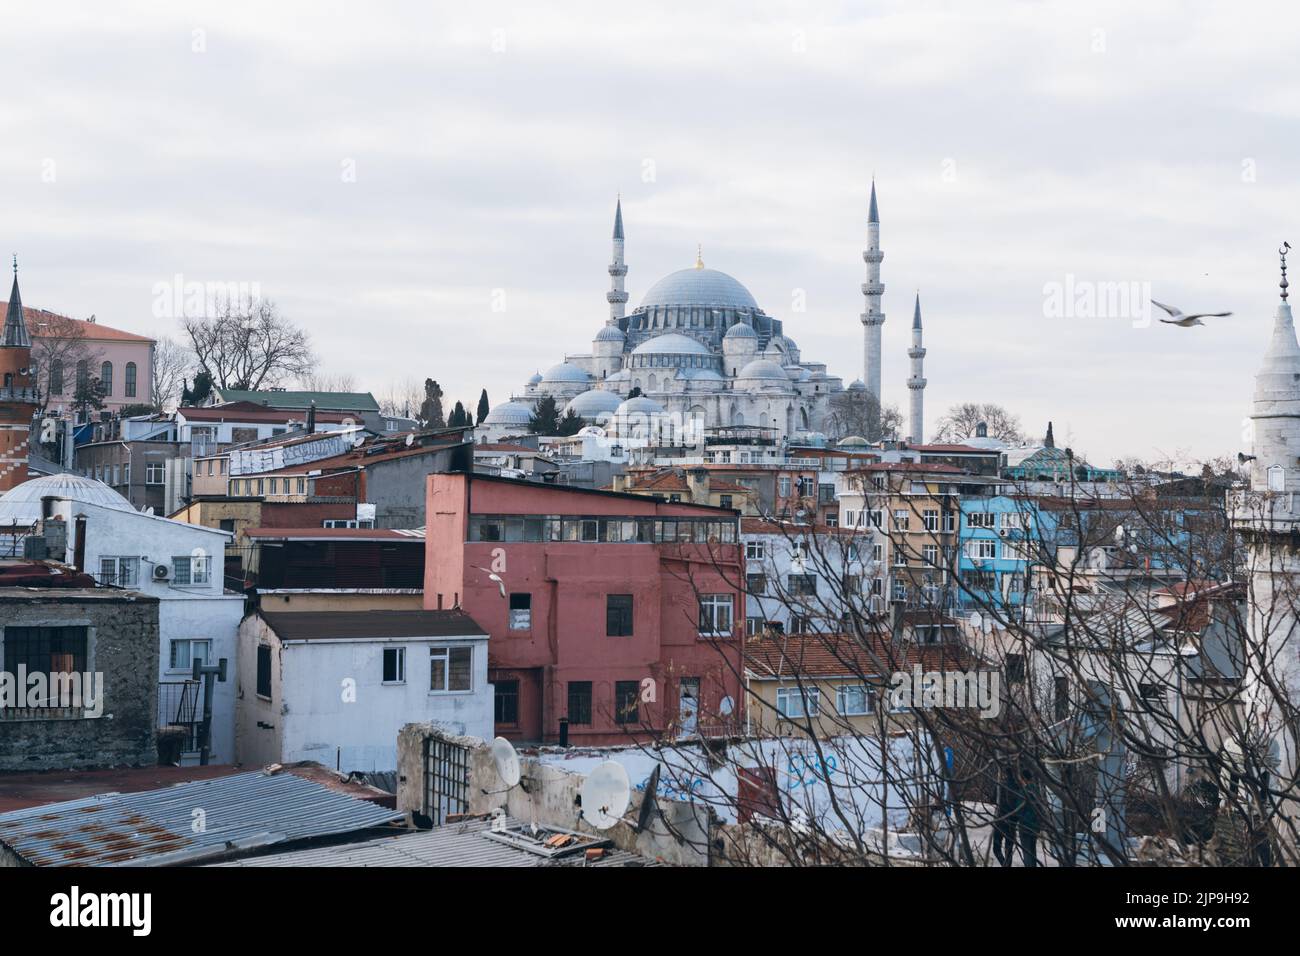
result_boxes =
[256,645,272,698]
[698,594,733,635]
[787,573,817,596]
[219,519,235,533]
[97,556,139,587]
[970,540,997,560]
[124,362,137,398]
[942,511,956,533]
[146,462,165,485]
[778,476,792,497]
[837,684,871,716]
[606,594,634,636]
[869,509,883,527]
[169,638,211,672]
[968,512,996,529]
[1268,465,1286,492]
[2,626,88,679]
[922,544,939,567]
[494,680,519,724]
[893,509,909,531]
[746,541,766,564]
[891,579,908,601]
[894,548,908,567]
[49,359,64,394]
[923,509,939,531]
[719,494,733,510]
[568,681,593,725]
[76,359,89,394]
[100,361,113,395]
[1053,676,1070,720]
[746,616,763,637]
[508,593,532,631]
[383,647,406,683]
[776,685,819,718]
[1005,653,1025,684]
[789,614,812,634]
[430,645,473,693]
[172,555,210,586]
[747,573,767,595]
[872,543,884,564]
[614,680,640,724]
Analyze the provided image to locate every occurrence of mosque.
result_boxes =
[481,183,928,446]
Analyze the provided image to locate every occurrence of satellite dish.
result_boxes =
[969,612,983,632]
[491,736,521,788]
[352,435,365,448]
[405,433,415,447]
[635,763,661,832]
[719,695,735,717]
[580,761,630,830]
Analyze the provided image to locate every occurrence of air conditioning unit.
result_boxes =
[153,565,171,582]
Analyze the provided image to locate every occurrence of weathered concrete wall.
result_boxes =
[396,723,712,866]
[0,592,159,771]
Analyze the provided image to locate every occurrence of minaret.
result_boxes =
[0,257,38,492]
[606,196,628,324]
[861,180,885,401]
[1235,241,1300,811]
[907,292,926,444]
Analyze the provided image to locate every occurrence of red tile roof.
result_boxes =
[9,305,154,343]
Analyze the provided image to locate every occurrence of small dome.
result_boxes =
[639,267,759,311]
[786,366,811,381]
[723,322,757,340]
[602,369,631,387]
[848,379,867,391]
[594,325,625,343]
[565,389,623,419]
[676,367,725,382]
[483,400,534,426]
[736,358,790,383]
[838,435,870,447]
[0,473,134,524]
[541,362,591,384]
[616,395,665,416]
[526,371,543,386]
[631,332,711,356]
[781,335,798,352]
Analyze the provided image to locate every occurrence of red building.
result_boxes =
[0,268,38,492]
[424,472,745,746]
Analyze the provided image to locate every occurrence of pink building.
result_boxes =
[425,472,745,746]
[6,307,155,418]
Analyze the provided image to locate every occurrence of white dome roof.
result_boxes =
[631,332,711,356]
[848,379,867,391]
[483,400,534,426]
[838,435,870,447]
[639,267,759,311]
[736,358,790,383]
[541,362,591,384]
[723,321,757,340]
[616,395,665,415]
[526,371,543,386]
[594,325,625,343]
[0,473,134,524]
[565,389,624,418]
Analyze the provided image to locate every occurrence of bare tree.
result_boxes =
[378,378,424,421]
[298,371,357,392]
[933,402,1026,445]
[181,296,315,392]
[150,335,192,413]
[824,389,903,442]
[27,313,103,415]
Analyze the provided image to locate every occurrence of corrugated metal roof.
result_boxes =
[0,769,404,867]
[210,816,656,867]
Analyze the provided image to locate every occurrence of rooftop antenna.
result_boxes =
[579,761,631,830]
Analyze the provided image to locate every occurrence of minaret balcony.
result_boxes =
[861,282,885,296]
[606,291,629,303]
[860,312,885,327]
[863,250,883,264]
[907,378,927,390]
[608,264,628,277]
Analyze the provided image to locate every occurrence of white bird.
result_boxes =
[470,565,506,599]
[1152,299,1232,327]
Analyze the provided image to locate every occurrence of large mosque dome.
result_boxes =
[0,473,134,524]
[639,267,759,311]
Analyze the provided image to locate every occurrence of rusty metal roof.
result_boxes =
[0,768,403,866]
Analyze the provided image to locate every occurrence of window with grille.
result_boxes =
[568,681,593,724]
[494,679,519,724]
[606,594,634,636]
[614,680,640,724]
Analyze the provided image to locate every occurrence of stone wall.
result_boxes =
[0,591,159,771]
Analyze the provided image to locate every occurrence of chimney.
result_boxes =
[611,474,626,493]
[686,467,710,504]
[890,600,906,642]
[306,400,317,432]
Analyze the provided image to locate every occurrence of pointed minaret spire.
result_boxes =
[907,291,926,444]
[1044,421,1055,449]
[861,179,885,400]
[1281,241,1291,302]
[2,255,29,349]
[606,196,628,323]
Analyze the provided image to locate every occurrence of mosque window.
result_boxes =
[1268,465,1286,492]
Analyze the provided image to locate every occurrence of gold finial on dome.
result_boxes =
[695,244,704,270]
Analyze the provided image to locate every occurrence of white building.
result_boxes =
[236,609,493,773]
[0,473,243,764]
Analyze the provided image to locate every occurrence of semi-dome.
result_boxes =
[594,325,625,343]
[639,267,759,311]
[483,400,534,426]
[723,321,758,340]
[631,332,711,356]
[0,473,134,524]
[735,358,790,383]
[541,362,591,384]
[616,395,665,416]
[565,388,624,419]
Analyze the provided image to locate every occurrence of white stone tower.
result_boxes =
[907,292,926,444]
[606,196,628,324]
[1235,241,1300,809]
[861,180,885,401]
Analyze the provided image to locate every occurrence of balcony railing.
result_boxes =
[158,680,202,752]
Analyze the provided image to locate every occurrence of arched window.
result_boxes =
[125,362,137,398]
[49,359,64,394]
[100,361,113,395]
[1268,464,1286,492]
[76,360,89,393]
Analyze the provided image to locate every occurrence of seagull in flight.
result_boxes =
[1152,299,1232,327]
[470,566,506,599]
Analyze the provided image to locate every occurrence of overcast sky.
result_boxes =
[2,1,1297,465]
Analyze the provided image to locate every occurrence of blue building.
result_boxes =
[957,495,1055,613]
